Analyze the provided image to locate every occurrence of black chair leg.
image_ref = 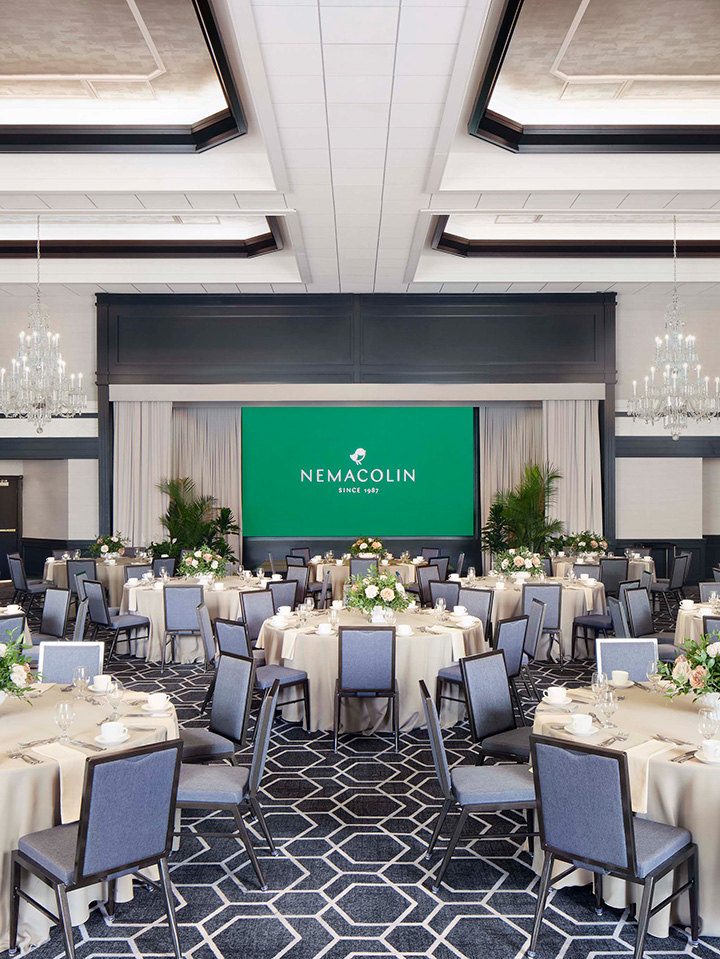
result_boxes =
[435,677,443,714]
[432,807,469,892]
[106,878,116,918]
[527,852,554,957]
[249,796,277,856]
[231,805,266,890]
[634,876,655,959]
[158,857,183,959]
[301,678,311,730]
[8,853,20,955]
[523,665,541,701]
[593,873,603,915]
[200,674,216,715]
[425,797,453,859]
[55,883,77,959]
[393,683,400,752]
[687,847,700,945]
[333,683,340,752]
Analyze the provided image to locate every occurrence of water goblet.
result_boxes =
[698,707,719,741]
[330,608,339,627]
[646,659,662,691]
[107,680,125,722]
[467,567,476,583]
[590,670,608,701]
[305,597,315,614]
[54,701,75,742]
[434,598,446,621]
[72,665,90,701]
[596,689,618,728]
[297,604,307,627]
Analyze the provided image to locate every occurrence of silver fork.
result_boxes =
[671,750,697,764]
[7,749,39,765]
[654,734,692,746]
[69,739,105,752]
[18,737,55,748]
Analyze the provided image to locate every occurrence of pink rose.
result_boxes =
[380,587,395,602]
[672,656,691,682]
[689,665,707,690]
[531,556,541,567]
[514,555,525,567]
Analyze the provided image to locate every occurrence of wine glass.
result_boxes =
[330,607,339,627]
[590,670,608,701]
[435,598,446,621]
[107,680,125,721]
[305,597,315,614]
[646,659,662,691]
[72,665,89,701]
[467,567,476,583]
[698,707,719,741]
[54,701,75,742]
[596,689,618,728]
[297,604,307,627]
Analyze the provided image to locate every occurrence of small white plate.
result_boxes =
[88,684,110,694]
[95,732,130,745]
[542,694,572,707]
[566,724,600,737]
[695,749,720,765]
[142,703,172,714]
[609,679,634,689]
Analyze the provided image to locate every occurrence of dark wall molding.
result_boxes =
[0,0,247,154]
[0,437,99,460]
[616,436,720,458]
[468,0,720,154]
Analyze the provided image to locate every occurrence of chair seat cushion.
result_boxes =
[650,580,670,592]
[634,817,692,878]
[18,822,78,884]
[482,724,532,759]
[177,763,250,805]
[180,726,234,760]
[451,763,535,806]
[306,583,323,593]
[574,614,612,630]
[27,583,48,594]
[252,649,266,667]
[658,643,679,662]
[109,614,150,629]
[255,664,307,689]
[437,664,463,684]
[405,584,420,594]
[108,607,120,617]
[31,632,62,644]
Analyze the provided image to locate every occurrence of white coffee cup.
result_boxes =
[448,573,460,581]
[381,559,389,566]
[271,573,282,581]
[331,600,343,609]
[126,577,139,586]
[457,617,475,628]
[494,582,505,590]
[407,600,418,612]
[5,604,21,613]
[93,674,112,692]
[317,623,333,635]
[611,669,629,686]
[396,624,412,637]
[335,559,343,565]
[568,713,593,734]
[701,739,720,762]
[580,573,589,581]
[101,721,127,742]
[543,686,567,704]
[680,599,694,608]
[453,605,467,616]
[277,605,292,616]
[147,692,170,712]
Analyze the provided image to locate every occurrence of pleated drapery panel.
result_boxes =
[113,401,173,546]
[543,399,603,534]
[479,404,543,528]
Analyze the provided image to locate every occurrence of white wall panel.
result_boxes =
[616,458,703,540]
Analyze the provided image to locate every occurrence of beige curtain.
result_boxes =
[113,401,173,545]
[479,404,543,527]
[543,399,603,533]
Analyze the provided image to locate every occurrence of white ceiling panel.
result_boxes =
[325,75,393,103]
[137,194,192,211]
[0,194,49,210]
[323,44,396,75]
[572,193,629,210]
[523,193,579,211]
[320,7,399,43]
[87,194,145,211]
[394,43,457,75]
[476,193,529,210]
[40,195,98,210]
[259,43,323,75]
[398,6,466,44]
[619,193,678,210]
[253,7,320,43]
[185,194,239,211]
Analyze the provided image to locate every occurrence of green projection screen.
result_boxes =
[241,407,475,537]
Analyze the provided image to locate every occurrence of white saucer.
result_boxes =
[142,702,171,714]
[542,694,572,707]
[566,724,599,737]
[88,684,110,694]
[95,732,130,745]
[609,679,634,689]
[314,628,336,637]
[695,749,720,765]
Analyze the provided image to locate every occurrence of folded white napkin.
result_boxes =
[624,739,679,814]
[34,742,87,822]
[427,624,467,660]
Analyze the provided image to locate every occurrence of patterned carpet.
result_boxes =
[10,591,720,959]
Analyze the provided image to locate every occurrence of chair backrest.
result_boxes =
[494,616,528,679]
[429,580,460,610]
[458,587,494,639]
[267,552,276,575]
[460,649,516,743]
[639,569,653,590]
[38,641,104,683]
[625,587,654,638]
[74,570,89,601]
[618,579,641,614]
[285,555,305,567]
[320,569,332,607]
[125,564,152,582]
[429,556,449,580]
[291,547,311,563]
[349,558,378,578]
[268,580,298,610]
[209,652,256,745]
[596,637,658,682]
[122,547,137,558]
[632,547,652,558]
[285,564,309,602]
[669,552,690,590]
[73,599,89,642]
[523,598,546,660]
[713,567,720,583]
[530,735,636,877]
[240,590,275,643]
[196,604,216,665]
[338,627,396,693]
[84,580,112,627]
[521,583,561,631]
[0,614,26,645]
[75,739,182,883]
[421,547,440,561]
[599,557,629,597]
[163,585,204,632]
[455,551,465,577]
[52,549,68,559]
[67,560,97,596]
[541,557,552,576]
[215,618,252,657]
[702,615,720,638]
[699,582,720,603]
[40,587,71,639]
[608,597,630,638]
[8,555,28,591]
[152,557,176,578]
[574,564,600,579]
[417,564,441,606]
[419,679,451,798]
[248,679,280,795]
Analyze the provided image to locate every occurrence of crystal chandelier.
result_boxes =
[0,218,87,433]
[628,216,720,440]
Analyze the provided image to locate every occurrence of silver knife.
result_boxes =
[671,750,697,763]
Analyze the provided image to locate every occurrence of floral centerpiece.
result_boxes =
[178,547,227,579]
[89,532,129,557]
[658,631,720,717]
[564,531,608,555]
[0,637,34,706]
[346,568,410,615]
[349,537,384,558]
[491,547,544,578]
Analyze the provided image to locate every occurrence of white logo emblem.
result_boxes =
[349,447,366,465]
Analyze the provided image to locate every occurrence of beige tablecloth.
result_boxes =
[463,577,606,660]
[0,684,178,954]
[257,607,487,732]
[119,576,268,663]
[552,557,655,583]
[675,604,718,646]
[533,684,720,938]
[43,558,153,608]
[311,562,418,601]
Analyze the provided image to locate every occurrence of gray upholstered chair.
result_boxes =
[454,551,465,577]
[349,558,378,579]
[37,641,104,684]
[599,557,629,597]
[200,618,256,714]
[317,569,333,610]
[286,564,310,603]
[72,599,89,643]
[291,547,311,563]
[608,597,630,638]
[162,585,203,671]
[181,652,256,763]
[702,615,720,637]
[196,603,217,670]
[429,556,450,581]
[520,598,546,700]
[698,582,720,603]
[458,587,494,641]
[420,680,536,893]
[527,735,699,959]
[84,580,150,664]
[66,559,97,600]
[618,579,641,614]
[124,564,152,582]
[461,650,531,763]
[285,554,304,568]
[334,627,398,751]
[573,564,600,579]
[0,615,27,655]
[153,557,176,578]
[625,588,677,660]
[31,588,71,642]
[713,567,720,583]
[494,616,529,713]
[596,638,659,682]
[522,583,563,662]
[268,580,298,610]
[267,552,276,575]
[9,740,184,959]
[639,568,653,590]
[540,557,552,576]
[416,565,441,607]
[429,581,460,610]
[8,554,48,612]
[240,590,275,646]
[175,679,281,891]
[650,552,690,615]
[421,547,440,561]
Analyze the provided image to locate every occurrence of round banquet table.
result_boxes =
[0,683,178,954]
[310,561,419,601]
[675,603,718,646]
[533,684,720,938]
[257,606,487,732]
[552,556,656,583]
[462,576,606,660]
[119,575,270,663]
[43,557,154,609]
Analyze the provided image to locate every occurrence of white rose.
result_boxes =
[380,587,395,602]
[171,538,177,544]
[0,642,6,657]
[100,544,109,553]
[10,664,27,688]
[524,558,532,569]
[501,559,509,569]
[211,560,218,570]
[191,558,199,567]
[508,549,515,555]
[706,641,720,658]
[672,658,691,682]
[359,542,368,550]
[578,541,586,548]
[194,550,202,558]
[396,582,405,595]
[365,584,379,599]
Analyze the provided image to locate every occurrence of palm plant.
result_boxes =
[158,477,218,545]
[483,463,564,554]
